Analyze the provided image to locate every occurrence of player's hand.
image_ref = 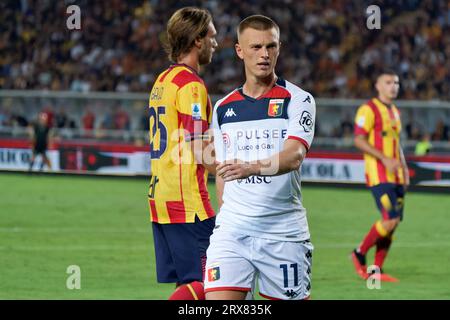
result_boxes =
[216,159,258,182]
[382,157,401,173]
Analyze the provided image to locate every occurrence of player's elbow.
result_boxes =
[206,163,217,176]
[288,159,301,172]
[287,149,306,172]
[354,136,364,150]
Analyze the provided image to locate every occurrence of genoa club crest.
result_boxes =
[208,266,220,282]
[268,99,284,117]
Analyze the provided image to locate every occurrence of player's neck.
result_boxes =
[242,74,277,99]
[177,54,200,73]
[377,95,393,106]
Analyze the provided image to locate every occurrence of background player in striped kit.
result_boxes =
[351,70,409,282]
[147,7,218,300]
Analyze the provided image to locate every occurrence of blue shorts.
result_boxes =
[370,183,405,220]
[152,216,215,284]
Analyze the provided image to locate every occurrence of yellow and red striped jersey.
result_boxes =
[354,98,405,187]
[148,64,215,224]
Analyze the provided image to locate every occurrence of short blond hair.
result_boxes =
[237,15,280,40]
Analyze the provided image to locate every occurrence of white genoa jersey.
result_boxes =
[212,78,316,241]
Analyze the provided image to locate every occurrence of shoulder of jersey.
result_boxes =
[283,80,314,103]
[214,89,242,110]
[367,98,375,105]
[360,98,379,111]
[214,79,313,108]
[158,65,204,89]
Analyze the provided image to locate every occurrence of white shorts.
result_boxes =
[204,226,313,300]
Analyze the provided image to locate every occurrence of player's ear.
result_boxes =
[235,43,244,60]
[374,80,380,92]
[194,37,203,49]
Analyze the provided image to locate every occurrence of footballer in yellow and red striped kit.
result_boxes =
[351,70,410,283]
[354,97,405,187]
[148,63,215,224]
[147,7,218,300]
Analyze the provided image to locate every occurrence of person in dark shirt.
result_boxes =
[28,112,53,172]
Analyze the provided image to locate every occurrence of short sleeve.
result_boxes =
[286,92,316,151]
[177,81,210,141]
[212,102,225,162]
[354,105,374,136]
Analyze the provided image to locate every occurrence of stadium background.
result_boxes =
[0,0,449,299]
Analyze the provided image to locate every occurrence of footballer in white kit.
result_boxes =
[204,77,316,300]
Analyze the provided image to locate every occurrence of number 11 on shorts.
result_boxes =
[280,263,298,287]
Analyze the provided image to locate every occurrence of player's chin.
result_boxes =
[254,69,274,78]
[200,58,212,66]
[199,54,213,66]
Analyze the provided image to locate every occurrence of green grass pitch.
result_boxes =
[1,173,449,299]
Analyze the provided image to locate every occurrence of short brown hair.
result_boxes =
[375,68,399,84]
[164,7,212,62]
[237,15,280,39]
[377,69,398,78]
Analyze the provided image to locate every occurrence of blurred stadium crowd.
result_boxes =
[2,0,450,98]
[0,0,449,143]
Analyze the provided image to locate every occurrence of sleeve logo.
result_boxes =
[300,111,313,132]
[207,266,220,281]
[192,103,202,120]
[357,116,365,127]
[191,86,199,100]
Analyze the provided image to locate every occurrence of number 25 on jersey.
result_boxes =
[149,106,167,159]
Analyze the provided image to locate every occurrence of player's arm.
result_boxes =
[27,124,34,138]
[27,124,35,145]
[190,129,217,175]
[399,145,410,187]
[217,139,307,181]
[261,139,307,175]
[217,92,315,181]
[354,135,400,173]
[47,127,58,148]
[215,174,224,209]
[211,99,226,202]
[177,82,217,175]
